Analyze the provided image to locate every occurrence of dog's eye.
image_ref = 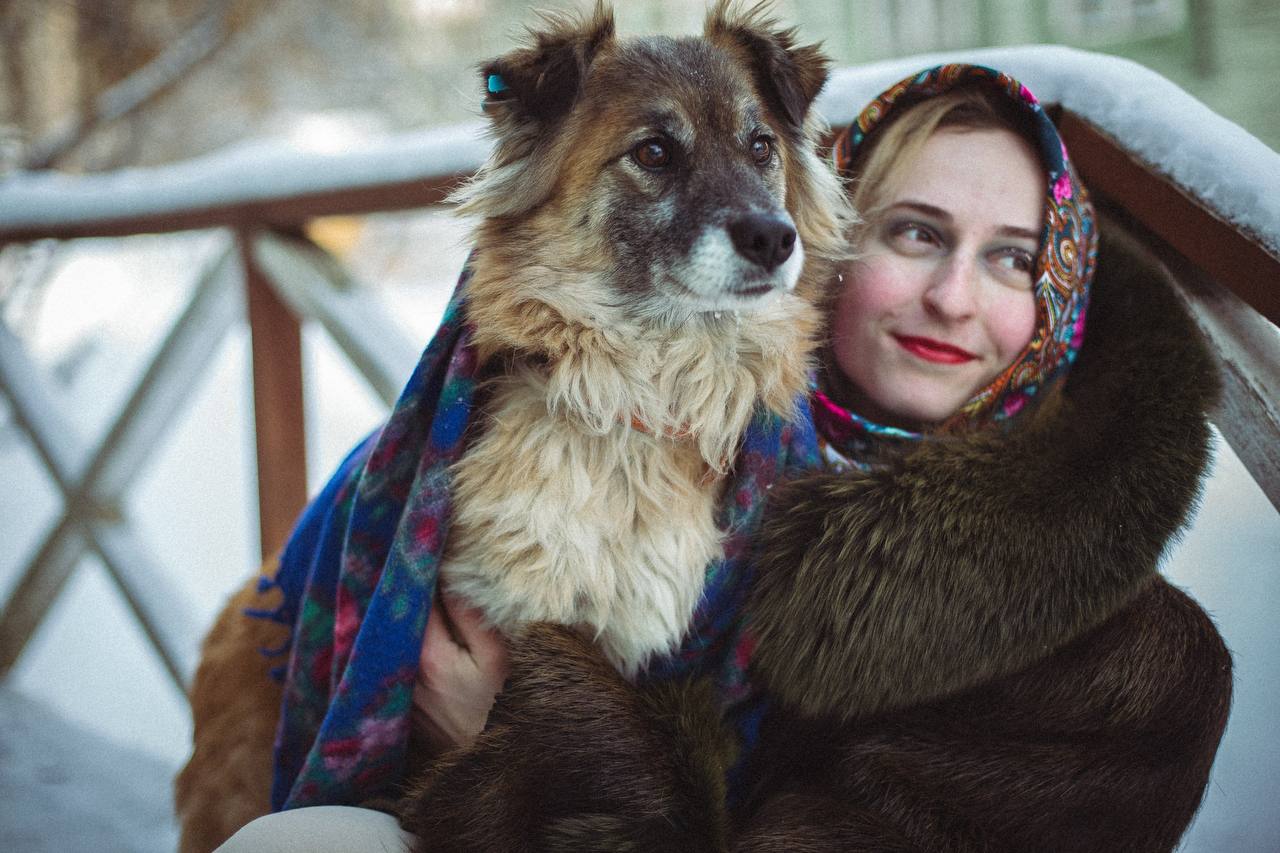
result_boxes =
[750,137,774,166]
[633,139,672,170]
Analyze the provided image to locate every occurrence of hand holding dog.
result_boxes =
[400,623,733,851]
[413,593,508,756]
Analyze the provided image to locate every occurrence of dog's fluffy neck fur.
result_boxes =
[447,218,828,675]
[465,214,823,469]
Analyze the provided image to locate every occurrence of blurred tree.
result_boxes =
[0,0,266,170]
[0,0,1272,173]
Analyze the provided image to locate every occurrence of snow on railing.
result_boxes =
[3,45,1277,308]
[819,47,1280,266]
[0,122,490,240]
[0,240,241,689]
[0,48,1277,696]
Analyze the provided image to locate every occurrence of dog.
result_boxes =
[441,0,850,674]
[175,3,851,849]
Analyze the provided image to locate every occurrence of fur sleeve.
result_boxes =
[747,216,1222,721]
[398,624,734,853]
[737,579,1232,852]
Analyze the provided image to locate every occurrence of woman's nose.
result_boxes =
[922,255,979,320]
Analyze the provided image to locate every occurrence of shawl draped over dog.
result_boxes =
[258,64,1098,813]
[256,263,821,811]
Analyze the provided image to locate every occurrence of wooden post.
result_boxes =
[240,229,308,560]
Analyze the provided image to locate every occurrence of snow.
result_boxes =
[0,687,180,853]
[3,46,1277,264]
[0,121,489,232]
[816,46,1280,258]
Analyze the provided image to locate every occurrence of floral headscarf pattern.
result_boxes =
[821,64,1097,450]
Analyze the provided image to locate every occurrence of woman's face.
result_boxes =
[830,127,1044,429]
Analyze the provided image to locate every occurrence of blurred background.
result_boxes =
[2,0,1279,170]
[1,1,1278,851]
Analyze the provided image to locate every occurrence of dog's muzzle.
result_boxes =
[667,211,805,309]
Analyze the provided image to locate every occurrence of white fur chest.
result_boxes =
[439,373,725,677]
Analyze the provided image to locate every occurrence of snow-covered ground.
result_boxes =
[0,686,180,853]
[1,210,1277,852]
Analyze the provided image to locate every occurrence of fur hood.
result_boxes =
[747,214,1221,722]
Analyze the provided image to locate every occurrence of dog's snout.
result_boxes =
[728,214,797,271]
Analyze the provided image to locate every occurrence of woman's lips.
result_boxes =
[893,334,977,364]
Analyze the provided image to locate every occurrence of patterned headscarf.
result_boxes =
[814,64,1097,460]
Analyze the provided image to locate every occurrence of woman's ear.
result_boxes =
[705,0,830,136]
[480,2,615,132]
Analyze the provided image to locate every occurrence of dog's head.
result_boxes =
[458,1,851,325]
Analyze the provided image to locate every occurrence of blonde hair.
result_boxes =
[848,87,1044,239]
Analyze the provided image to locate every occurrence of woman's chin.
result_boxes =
[855,379,972,431]
[823,358,975,431]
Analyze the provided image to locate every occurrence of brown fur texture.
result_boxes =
[736,580,1232,853]
[441,0,852,674]
[398,624,736,853]
[392,214,1232,851]
[174,565,286,853]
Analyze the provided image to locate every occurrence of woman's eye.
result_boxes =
[750,136,774,166]
[993,248,1035,275]
[632,139,672,170]
[888,221,939,249]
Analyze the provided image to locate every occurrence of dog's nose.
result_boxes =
[728,213,797,271]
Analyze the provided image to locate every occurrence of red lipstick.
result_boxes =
[894,335,977,364]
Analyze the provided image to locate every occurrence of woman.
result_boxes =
[728,66,1233,851]
[397,65,1231,853]
[222,65,1231,852]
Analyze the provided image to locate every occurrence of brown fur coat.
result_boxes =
[399,218,1232,852]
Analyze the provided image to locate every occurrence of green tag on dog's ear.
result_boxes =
[487,73,509,94]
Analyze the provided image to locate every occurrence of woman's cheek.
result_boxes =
[828,282,863,379]
[832,259,896,359]
[843,255,913,318]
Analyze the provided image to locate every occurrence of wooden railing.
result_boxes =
[1,47,1277,697]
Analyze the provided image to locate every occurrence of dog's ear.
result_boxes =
[481,3,615,130]
[706,0,829,135]
[456,4,615,217]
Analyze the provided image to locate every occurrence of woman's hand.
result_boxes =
[413,593,509,756]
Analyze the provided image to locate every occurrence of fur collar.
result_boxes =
[746,216,1221,722]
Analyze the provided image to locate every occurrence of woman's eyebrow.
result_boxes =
[892,200,1039,242]
[889,200,950,221]
[998,225,1041,242]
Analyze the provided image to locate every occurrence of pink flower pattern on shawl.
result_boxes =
[1054,173,1074,203]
